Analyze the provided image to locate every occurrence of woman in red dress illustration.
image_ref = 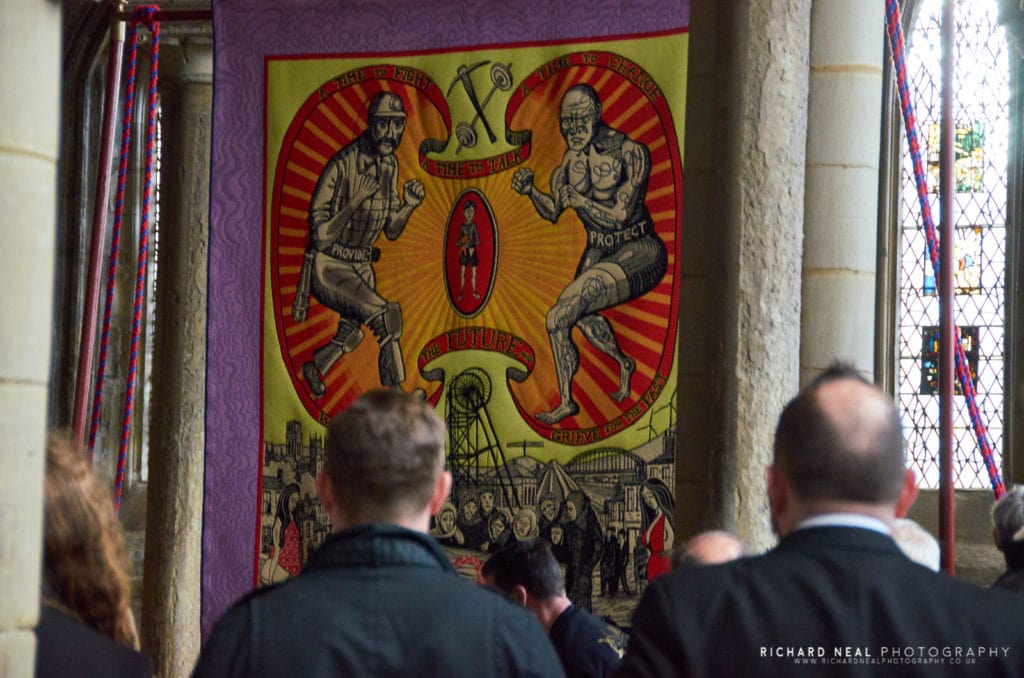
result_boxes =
[639,478,675,581]
[259,483,303,584]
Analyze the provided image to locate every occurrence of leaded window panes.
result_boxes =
[898,0,1008,488]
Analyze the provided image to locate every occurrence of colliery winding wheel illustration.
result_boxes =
[445,368,521,511]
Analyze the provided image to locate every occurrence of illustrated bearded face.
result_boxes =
[541,500,556,521]
[370,115,406,156]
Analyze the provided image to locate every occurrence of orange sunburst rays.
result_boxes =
[274,60,677,427]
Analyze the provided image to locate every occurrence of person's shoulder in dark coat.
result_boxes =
[36,605,152,678]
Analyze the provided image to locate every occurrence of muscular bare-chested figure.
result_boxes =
[512,84,666,424]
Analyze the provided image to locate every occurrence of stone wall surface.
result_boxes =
[0,1,60,676]
[677,0,809,552]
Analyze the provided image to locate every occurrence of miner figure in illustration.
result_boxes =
[457,199,481,299]
[296,91,426,396]
[512,83,667,424]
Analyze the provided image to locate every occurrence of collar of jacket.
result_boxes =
[777,524,903,557]
[303,523,456,573]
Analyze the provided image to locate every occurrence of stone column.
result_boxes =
[139,32,212,678]
[0,1,60,675]
[800,0,885,384]
[676,0,809,551]
[998,0,1024,483]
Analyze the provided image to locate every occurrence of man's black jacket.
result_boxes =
[193,524,564,677]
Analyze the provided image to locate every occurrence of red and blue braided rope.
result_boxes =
[114,5,160,512]
[87,5,161,510]
[88,18,141,457]
[884,0,1005,498]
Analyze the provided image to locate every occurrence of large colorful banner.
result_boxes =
[207,0,688,635]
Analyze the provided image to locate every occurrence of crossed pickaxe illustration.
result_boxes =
[447,61,513,153]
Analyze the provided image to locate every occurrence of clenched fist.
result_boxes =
[511,168,534,195]
[403,179,425,207]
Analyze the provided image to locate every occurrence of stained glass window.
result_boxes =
[926,122,986,194]
[898,0,1008,489]
[919,325,979,395]
[922,225,983,295]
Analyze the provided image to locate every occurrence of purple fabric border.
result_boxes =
[205,0,689,637]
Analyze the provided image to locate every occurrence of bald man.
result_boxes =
[618,364,1024,677]
[670,529,750,570]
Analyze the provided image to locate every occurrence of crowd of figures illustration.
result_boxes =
[430,481,675,612]
[259,418,677,616]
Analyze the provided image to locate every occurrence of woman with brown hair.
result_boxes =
[36,432,151,677]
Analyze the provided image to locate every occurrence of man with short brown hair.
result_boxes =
[195,390,562,677]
